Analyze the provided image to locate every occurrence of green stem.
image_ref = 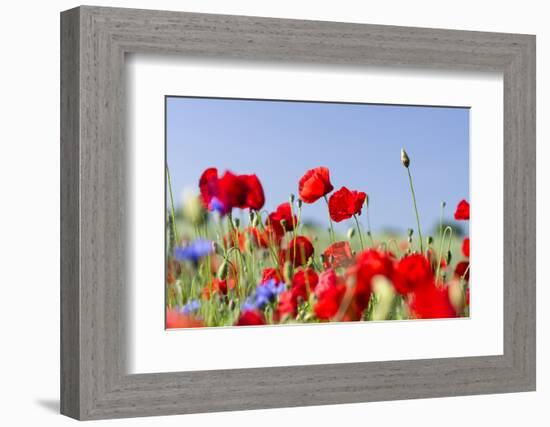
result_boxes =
[406,167,423,253]
[353,215,365,250]
[436,226,453,283]
[323,195,336,243]
[166,166,179,245]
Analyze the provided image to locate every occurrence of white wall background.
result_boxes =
[0,0,546,425]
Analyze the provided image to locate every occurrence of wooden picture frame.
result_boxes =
[61,5,536,420]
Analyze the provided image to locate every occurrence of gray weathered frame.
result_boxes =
[60,5,536,420]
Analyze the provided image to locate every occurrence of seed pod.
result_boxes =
[401,148,410,168]
[347,227,356,239]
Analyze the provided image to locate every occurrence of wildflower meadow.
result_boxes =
[165,149,471,328]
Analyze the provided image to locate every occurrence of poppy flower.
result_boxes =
[454,261,470,281]
[291,268,319,300]
[328,186,367,222]
[315,268,340,299]
[298,167,334,203]
[454,199,470,220]
[261,267,284,284]
[274,290,299,321]
[249,225,281,248]
[392,254,433,295]
[235,310,266,326]
[201,278,235,299]
[314,284,347,321]
[240,174,265,211]
[352,249,395,312]
[223,229,247,251]
[166,309,204,329]
[409,283,456,319]
[323,241,354,269]
[267,202,297,235]
[199,168,265,214]
[283,236,314,267]
[462,237,470,258]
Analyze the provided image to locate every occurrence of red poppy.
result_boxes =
[291,268,319,300]
[235,310,266,326]
[322,241,354,269]
[315,268,340,299]
[248,225,282,248]
[199,168,265,214]
[268,202,297,235]
[454,261,470,281]
[274,290,298,321]
[328,186,367,222]
[462,237,470,258]
[261,267,283,284]
[240,174,265,211]
[298,167,334,203]
[166,309,204,329]
[223,229,247,251]
[409,283,456,319]
[352,249,395,312]
[454,199,470,220]
[283,236,314,267]
[201,278,235,299]
[392,254,433,295]
[314,284,347,320]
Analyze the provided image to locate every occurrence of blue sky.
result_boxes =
[166,97,469,234]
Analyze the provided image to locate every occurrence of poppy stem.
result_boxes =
[353,215,365,250]
[436,226,453,283]
[405,167,423,253]
[323,195,336,243]
[166,166,179,245]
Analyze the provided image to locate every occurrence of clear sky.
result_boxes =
[166,96,469,234]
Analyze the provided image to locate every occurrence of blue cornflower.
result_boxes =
[208,197,226,214]
[181,299,201,314]
[174,239,213,263]
[241,280,286,310]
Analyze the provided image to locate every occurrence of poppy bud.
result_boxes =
[371,275,396,321]
[427,236,433,246]
[401,148,410,168]
[407,228,414,237]
[449,280,465,314]
[213,241,224,255]
[297,199,303,208]
[446,250,452,265]
[347,227,355,239]
[217,259,228,280]
[289,193,295,204]
[233,218,240,228]
[365,194,369,207]
[441,201,446,209]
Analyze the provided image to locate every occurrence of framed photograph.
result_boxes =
[61,6,536,420]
